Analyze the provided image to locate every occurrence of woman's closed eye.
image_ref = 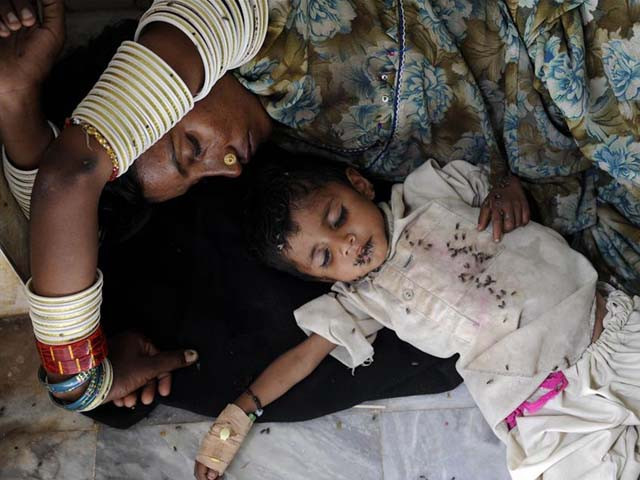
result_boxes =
[186,133,202,159]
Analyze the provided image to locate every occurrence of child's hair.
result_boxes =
[243,149,352,279]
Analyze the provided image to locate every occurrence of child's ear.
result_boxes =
[346,167,375,200]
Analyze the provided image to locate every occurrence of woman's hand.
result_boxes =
[0,0,65,100]
[105,331,199,407]
[477,175,530,242]
[194,461,221,480]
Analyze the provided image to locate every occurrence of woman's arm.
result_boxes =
[194,334,337,480]
[0,0,203,403]
[30,21,204,296]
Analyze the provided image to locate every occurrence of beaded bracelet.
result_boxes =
[48,358,113,412]
[245,387,264,417]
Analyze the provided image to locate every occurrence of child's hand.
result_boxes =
[477,174,530,242]
[194,460,221,480]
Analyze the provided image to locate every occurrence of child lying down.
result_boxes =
[194,157,638,480]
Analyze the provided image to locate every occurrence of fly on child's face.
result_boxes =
[285,169,388,282]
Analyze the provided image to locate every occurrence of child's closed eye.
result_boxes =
[321,248,332,268]
[333,206,348,228]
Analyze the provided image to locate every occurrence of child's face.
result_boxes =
[285,168,389,282]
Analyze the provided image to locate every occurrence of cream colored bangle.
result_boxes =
[136,5,221,99]
[71,41,193,176]
[26,270,105,344]
[2,121,59,219]
[135,0,268,100]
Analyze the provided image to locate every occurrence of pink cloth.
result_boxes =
[505,371,568,430]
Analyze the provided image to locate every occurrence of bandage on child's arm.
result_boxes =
[197,334,336,476]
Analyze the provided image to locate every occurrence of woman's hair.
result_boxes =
[243,148,352,279]
[42,19,151,244]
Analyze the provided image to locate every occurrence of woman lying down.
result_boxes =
[195,156,638,480]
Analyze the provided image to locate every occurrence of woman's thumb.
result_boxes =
[40,0,64,31]
[147,348,199,376]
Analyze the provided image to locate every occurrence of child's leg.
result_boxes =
[506,291,640,480]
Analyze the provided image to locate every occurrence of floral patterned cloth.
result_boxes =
[235,0,640,294]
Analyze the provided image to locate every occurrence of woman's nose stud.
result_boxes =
[224,153,237,166]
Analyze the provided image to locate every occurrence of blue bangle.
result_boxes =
[48,362,105,411]
[38,366,93,394]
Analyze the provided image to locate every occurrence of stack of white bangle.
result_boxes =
[72,41,194,176]
[135,0,269,101]
[2,121,59,219]
[26,271,104,344]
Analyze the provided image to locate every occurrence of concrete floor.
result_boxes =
[0,315,511,480]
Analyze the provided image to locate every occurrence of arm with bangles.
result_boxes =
[29,22,203,400]
[194,334,337,480]
[0,0,204,405]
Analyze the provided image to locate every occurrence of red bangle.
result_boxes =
[36,326,108,375]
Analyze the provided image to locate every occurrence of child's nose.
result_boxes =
[341,234,356,256]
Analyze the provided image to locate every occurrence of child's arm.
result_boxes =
[194,334,336,480]
[235,333,337,413]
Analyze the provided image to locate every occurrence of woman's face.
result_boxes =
[133,73,273,202]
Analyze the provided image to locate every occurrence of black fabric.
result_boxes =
[88,171,461,429]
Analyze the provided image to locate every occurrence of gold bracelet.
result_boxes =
[78,122,120,181]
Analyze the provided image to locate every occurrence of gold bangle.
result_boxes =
[78,122,120,180]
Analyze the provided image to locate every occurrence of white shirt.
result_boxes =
[295,160,597,440]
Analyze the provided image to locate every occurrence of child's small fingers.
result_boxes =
[512,202,523,227]
[0,21,10,36]
[502,204,515,232]
[491,208,503,242]
[194,461,209,480]
[522,202,531,225]
[477,203,491,230]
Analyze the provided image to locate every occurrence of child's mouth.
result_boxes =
[353,238,373,267]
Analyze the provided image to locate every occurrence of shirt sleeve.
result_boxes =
[401,159,491,211]
[294,292,385,369]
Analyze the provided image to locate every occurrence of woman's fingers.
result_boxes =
[113,397,124,407]
[0,0,28,32]
[11,0,36,26]
[140,379,157,405]
[157,371,172,396]
[0,20,9,36]
[123,392,138,408]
